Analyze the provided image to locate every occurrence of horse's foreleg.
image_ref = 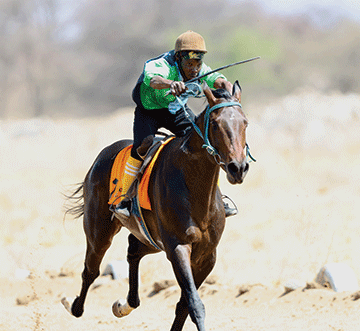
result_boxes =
[166,244,206,331]
[170,292,188,331]
[113,234,157,318]
[170,250,217,331]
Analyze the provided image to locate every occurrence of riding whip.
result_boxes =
[186,56,261,83]
[165,56,261,96]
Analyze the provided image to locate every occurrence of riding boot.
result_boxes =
[113,156,142,218]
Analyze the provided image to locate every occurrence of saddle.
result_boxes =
[109,134,175,250]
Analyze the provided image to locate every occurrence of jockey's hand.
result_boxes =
[170,81,187,97]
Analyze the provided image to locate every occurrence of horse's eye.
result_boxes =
[211,121,219,130]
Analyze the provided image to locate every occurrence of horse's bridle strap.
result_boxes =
[202,102,242,156]
[181,97,255,163]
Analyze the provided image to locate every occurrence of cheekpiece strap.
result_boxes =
[202,102,242,155]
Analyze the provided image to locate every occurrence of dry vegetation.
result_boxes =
[1,0,360,117]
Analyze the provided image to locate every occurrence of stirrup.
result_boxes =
[112,199,132,218]
[222,195,238,218]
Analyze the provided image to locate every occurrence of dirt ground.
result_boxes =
[1,89,360,330]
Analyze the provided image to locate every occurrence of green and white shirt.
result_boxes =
[134,50,226,110]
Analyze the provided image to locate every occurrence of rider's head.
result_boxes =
[175,31,207,82]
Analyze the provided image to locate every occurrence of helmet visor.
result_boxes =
[180,51,205,61]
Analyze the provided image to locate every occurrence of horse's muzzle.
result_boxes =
[226,160,249,184]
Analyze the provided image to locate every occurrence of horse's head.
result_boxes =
[202,81,249,184]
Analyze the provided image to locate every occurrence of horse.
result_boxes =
[62,81,249,331]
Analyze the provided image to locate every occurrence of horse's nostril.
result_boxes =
[228,161,240,174]
[228,161,249,175]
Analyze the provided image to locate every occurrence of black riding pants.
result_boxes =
[131,106,195,160]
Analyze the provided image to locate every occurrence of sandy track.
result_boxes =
[1,90,360,330]
[2,273,360,330]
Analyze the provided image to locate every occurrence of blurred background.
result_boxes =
[0,0,359,292]
[0,0,359,118]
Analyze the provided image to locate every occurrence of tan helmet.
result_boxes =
[175,30,207,53]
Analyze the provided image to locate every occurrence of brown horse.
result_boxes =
[62,81,249,331]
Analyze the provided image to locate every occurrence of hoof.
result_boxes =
[61,296,83,318]
[112,299,134,318]
[61,297,74,315]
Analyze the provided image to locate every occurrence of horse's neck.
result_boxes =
[177,129,220,207]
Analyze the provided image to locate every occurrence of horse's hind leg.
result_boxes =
[70,238,113,317]
[113,234,157,317]
[63,208,121,318]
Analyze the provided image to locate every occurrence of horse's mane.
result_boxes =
[211,88,232,100]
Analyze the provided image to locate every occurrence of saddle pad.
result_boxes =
[109,137,175,210]
[138,136,175,210]
[108,145,132,206]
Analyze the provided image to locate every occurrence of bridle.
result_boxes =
[195,101,242,166]
[184,100,256,165]
[175,83,256,165]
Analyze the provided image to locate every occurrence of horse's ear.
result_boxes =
[232,80,242,102]
[202,81,216,107]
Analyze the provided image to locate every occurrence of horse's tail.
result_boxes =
[63,182,84,220]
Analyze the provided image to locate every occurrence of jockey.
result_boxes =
[114,30,237,218]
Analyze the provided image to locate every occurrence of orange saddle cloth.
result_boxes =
[109,138,174,210]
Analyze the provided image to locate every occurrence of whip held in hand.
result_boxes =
[166,56,260,96]
[187,56,261,83]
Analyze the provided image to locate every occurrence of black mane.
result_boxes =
[212,88,232,100]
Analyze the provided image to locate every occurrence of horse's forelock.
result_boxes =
[212,88,232,101]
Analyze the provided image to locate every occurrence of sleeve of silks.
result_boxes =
[143,58,171,86]
[200,63,227,89]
